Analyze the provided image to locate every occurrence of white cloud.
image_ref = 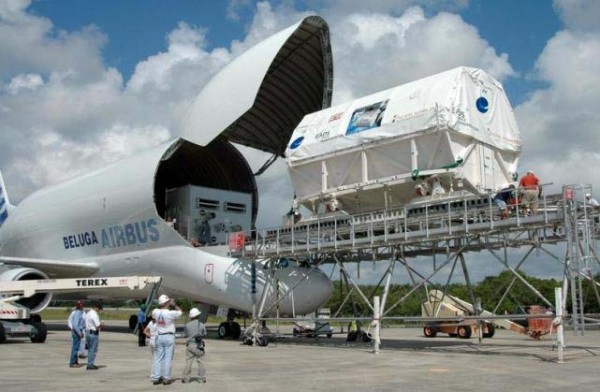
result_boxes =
[5,73,43,94]
[328,7,514,103]
[127,22,230,97]
[515,23,600,193]
[0,0,107,82]
[553,0,600,32]
[317,0,469,16]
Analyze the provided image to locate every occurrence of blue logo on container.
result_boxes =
[476,97,489,113]
[290,136,304,150]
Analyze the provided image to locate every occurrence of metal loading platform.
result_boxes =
[230,184,600,359]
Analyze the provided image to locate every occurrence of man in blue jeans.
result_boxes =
[85,302,104,370]
[68,300,86,368]
[151,294,182,385]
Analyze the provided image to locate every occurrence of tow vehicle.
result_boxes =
[0,276,161,343]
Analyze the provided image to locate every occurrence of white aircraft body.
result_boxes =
[0,16,334,338]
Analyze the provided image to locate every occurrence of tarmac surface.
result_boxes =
[2,321,600,391]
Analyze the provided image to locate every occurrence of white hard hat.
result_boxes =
[586,193,591,198]
[527,170,535,175]
[158,294,170,305]
[189,308,201,318]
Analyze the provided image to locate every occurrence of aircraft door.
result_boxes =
[205,263,214,284]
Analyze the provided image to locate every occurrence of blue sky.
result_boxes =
[28,0,563,105]
[1,0,600,283]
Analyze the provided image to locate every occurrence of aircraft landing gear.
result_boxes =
[217,321,241,339]
[217,309,242,340]
[242,320,270,347]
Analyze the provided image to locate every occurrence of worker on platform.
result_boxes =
[493,184,516,219]
[585,193,599,207]
[519,170,540,215]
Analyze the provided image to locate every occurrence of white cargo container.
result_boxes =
[165,185,252,246]
[285,66,521,215]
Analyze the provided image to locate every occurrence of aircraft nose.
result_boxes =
[274,266,333,315]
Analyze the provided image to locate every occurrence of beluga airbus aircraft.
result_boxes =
[0,16,334,342]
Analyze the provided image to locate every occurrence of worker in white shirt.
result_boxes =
[85,302,104,370]
[150,294,182,385]
[586,193,599,207]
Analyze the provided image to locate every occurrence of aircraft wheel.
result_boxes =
[231,323,241,340]
[217,322,231,339]
[128,315,138,331]
[30,322,47,343]
[361,332,372,343]
[0,322,6,343]
[457,325,472,339]
[423,325,438,338]
[256,336,269,347]
[482,323,495,339]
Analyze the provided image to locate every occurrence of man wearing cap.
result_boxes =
[151,294,182,385]
[182,308,207,384]
[85,302,104,370]
[519,170,540,215]
[68,300,86,368]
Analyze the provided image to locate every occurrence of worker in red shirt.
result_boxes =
[519,170,540,215]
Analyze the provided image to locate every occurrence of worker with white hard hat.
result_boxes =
[150,294,182,385]
[181,307,207,384]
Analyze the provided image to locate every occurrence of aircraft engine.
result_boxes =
[0,267,52,313]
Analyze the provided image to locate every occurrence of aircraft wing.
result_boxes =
[0,255,100,278]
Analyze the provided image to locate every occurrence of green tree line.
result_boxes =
[324,271,600,316]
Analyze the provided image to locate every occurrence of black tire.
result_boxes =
[423,326,438,338]
[217,322,231,339]
[360,332,372,343]
[292,328,299,337]
[231,323,241,340]
[482,323,496,339]
[326,333,332,338]
[30,314,42,323]
[256,336,269,347]
[457,325,472,339]
[128,315,138,331]
[30,322,47,343]
[0,322,6,344]
[346,331,358,342]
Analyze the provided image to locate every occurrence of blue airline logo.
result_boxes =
[0,185,8,227]
[63,218,160,250]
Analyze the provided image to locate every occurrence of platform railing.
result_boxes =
[229,185,565,259]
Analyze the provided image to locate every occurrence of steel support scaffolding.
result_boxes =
[235,186,600,357]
